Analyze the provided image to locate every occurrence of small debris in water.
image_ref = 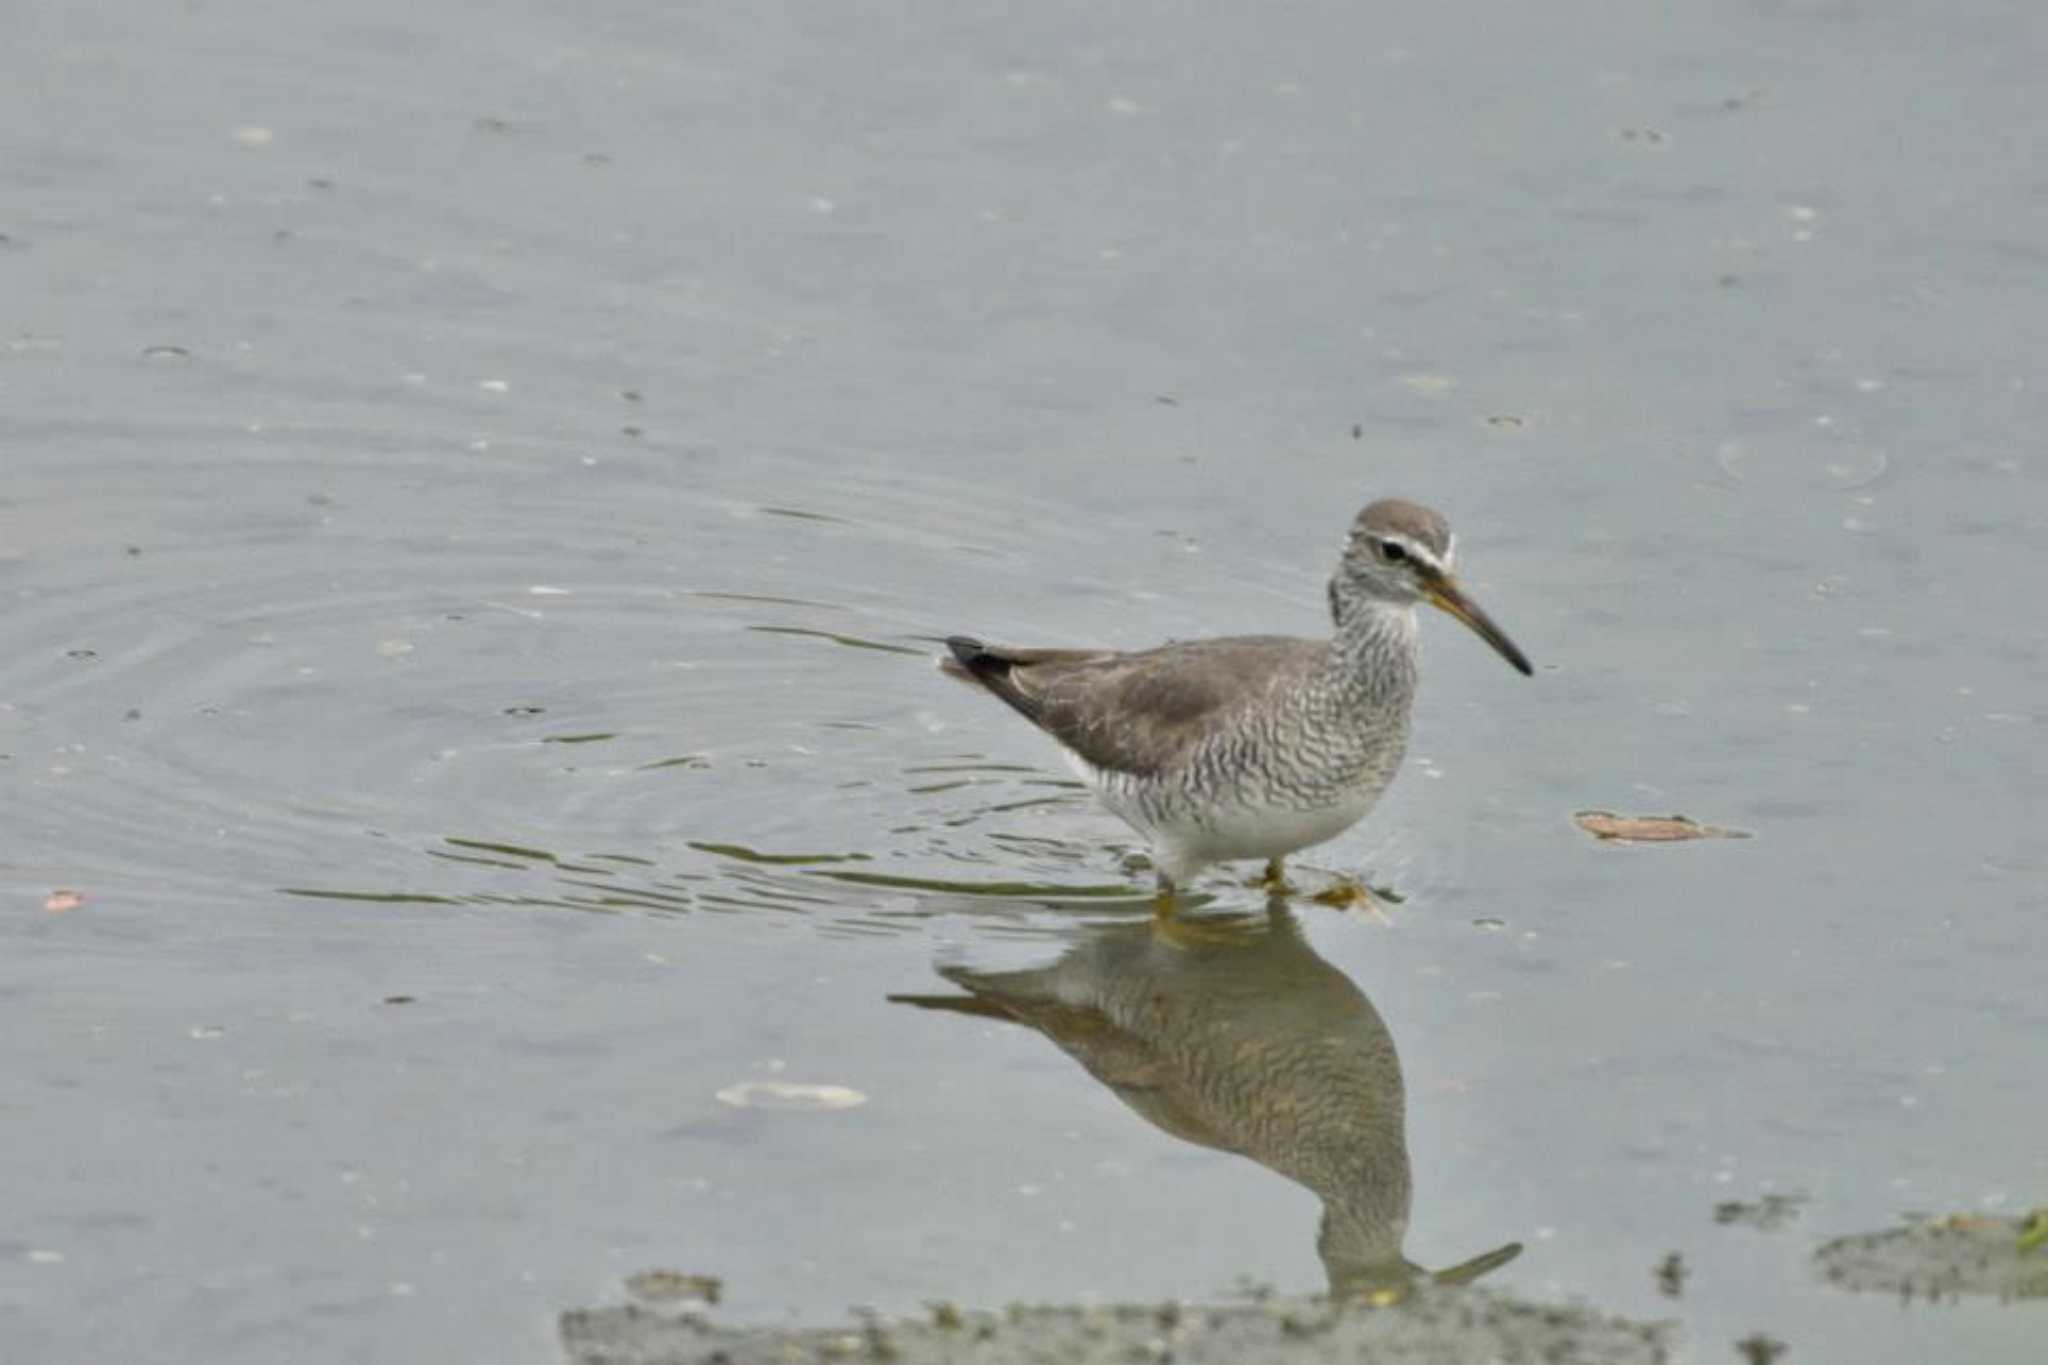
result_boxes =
[44,889,84,914]
[715,1080,867,1111]
[625,1270,723,1305]
[1735,1332,1788,1364]
[375,639,414,659]
[1654,1251,1687,1298]
[1574,810,1750,843]
[1715,1193,1806,1231]
[140,345,190,361]
[382,995,415,1006]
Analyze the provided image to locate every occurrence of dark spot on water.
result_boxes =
[1735,1332,1787,1364]
[1654,1251,1687,1298]
[1715,1193,1806,1230]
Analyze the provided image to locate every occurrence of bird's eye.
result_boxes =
[1376,539,1408,564]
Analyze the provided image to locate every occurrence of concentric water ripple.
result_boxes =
[4,422,1177,927]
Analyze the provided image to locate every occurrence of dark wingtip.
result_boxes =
[944,635,988,667]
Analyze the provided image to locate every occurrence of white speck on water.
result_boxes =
[1855,377,1884,392]
[189,1025,226,1040]
[1106,96,1142,115]
[232,126,274,146]
[27,1249,64,1264]
[1787,204,1819,222]
[478,379,509,393]
[716,1080,867,1111]
[528,585,570,596]
[376,639,414,658]
[808,196,836,214]
[1016,1184,1042,1197]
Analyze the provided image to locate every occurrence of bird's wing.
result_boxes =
[942,634,1324,778]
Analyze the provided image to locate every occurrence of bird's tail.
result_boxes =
[938,634,1006,683]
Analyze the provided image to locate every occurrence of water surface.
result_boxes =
[3,1,2043,1361]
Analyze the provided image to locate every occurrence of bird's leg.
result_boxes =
[1250,857,1298,895]
[1150,872,1179,919]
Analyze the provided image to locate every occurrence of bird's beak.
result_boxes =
[1425,577,1533,676]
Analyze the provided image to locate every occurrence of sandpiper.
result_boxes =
[939,498,1531,904]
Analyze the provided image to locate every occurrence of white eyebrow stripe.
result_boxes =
[1384,534,1447,574]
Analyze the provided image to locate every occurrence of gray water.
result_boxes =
[3,1,2044,1361]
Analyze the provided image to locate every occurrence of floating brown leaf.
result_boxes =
[1573,811,1750,843]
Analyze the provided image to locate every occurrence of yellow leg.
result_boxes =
[1150,874,1179,918]
[1247,858,1296,895]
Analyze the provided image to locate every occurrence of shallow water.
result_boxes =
[4,1,2044,1360]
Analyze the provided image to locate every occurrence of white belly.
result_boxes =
[1067,751,1381,883]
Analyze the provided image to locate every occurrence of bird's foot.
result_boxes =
[1310,876,1399,924]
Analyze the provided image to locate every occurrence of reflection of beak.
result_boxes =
[1426,578,1533,676]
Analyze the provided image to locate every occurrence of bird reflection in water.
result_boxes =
[890,896,1519,1300]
